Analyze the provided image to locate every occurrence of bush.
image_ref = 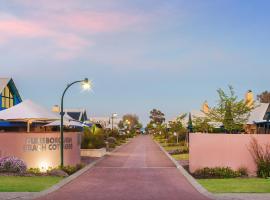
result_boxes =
[59,164,85,175]
[48,169,68,177]
[81,127,106,149]
[249,138,270,178]
[168,145,189,155]
[193,167,242,179]
[107,137,117,144]
[27,168,42,175]
[237,167,248,177]
[0,156,27,174]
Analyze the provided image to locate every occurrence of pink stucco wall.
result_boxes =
[189,133,270,175]
[0,132,81,169]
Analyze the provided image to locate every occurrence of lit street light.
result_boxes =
[60,78,91,167]
[111,113,118,130]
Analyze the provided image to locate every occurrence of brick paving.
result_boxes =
[37,135,210,200]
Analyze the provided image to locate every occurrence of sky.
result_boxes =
[0,0,270,125]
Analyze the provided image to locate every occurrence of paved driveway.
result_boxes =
[37,135,210,200]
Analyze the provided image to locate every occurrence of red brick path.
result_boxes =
[37,135,210,200]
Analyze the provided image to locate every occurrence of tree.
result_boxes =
[257,91,270,103]
[149,109,165,125]
[193,117,213,133]
[168,113,187,143]
[118,114,141,131]
[207,86,253,133]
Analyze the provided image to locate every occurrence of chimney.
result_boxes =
[245,90,254,108]
[202,101,210,114]
[52,105,60,113]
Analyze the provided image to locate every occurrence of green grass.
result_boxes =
[171,153,189,160]
[163,145,179,151]
[198,178,270,193]
[0,176,63,192]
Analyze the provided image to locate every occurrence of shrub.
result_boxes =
[81,127,106,149]
[237,167,248,177]
[27,168,42,175]
[59,164,85,175]
[48,169,68,177]
[248,138,270,178]
[107,137,117,144]
[168,146,189,155]
[0,156,27,174]
[193,167,241,179]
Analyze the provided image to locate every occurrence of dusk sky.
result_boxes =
[1,0,269,124]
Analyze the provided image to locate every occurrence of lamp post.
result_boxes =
[111,113,118,131]
[60,78,91,168]
[266,112,270,134]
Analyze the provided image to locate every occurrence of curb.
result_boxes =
[6,138,134,200]
[154,140,216,200]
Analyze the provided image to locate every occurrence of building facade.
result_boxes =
[0,78,22,111]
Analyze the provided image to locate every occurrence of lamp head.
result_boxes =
[82,78,92,91]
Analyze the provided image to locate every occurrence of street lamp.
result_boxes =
[60,78,91,168]
[111,113,118,130]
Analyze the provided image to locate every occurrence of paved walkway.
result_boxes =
[37,135,210,200]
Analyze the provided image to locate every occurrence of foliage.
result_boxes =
[0,157,27,174]
[187,112,193,132]
[237,167,248,177]
[193,167,244,179]
[118,114,141,130]
[81,127,106,149]
[59,164,85,175]
[48,169,68,177]
[248,138,270,178]
[149,109,165,125]
[168,147,189,155]
[257,91,270,103]
[206,86,253,133]
[193,117,213,133]
[107,137,117,144]
[27,168,42,175]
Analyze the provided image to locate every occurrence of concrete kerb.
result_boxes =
[153,139,216,200]
[3,137,135,200]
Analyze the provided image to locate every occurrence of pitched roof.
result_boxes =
[247,103,270,124]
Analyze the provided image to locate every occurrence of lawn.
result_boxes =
[171,153,189,160]
[0,176,63,192]
[163,145,179,151]
[198,178,270,193]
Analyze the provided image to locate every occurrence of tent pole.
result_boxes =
[27,121,29,133]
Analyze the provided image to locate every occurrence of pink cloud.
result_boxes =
[0,8,148,60]
[46,11,143,33]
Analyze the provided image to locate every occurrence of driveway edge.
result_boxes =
[154,140,216,200]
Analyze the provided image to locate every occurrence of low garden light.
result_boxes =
[60,78,92,168]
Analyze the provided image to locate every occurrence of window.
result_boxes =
[1,85,14,109]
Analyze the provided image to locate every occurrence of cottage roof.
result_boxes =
[247,103,270,124]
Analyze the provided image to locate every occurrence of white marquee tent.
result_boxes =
[0,99,60,132]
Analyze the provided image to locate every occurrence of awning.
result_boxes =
[0,99,59,132]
